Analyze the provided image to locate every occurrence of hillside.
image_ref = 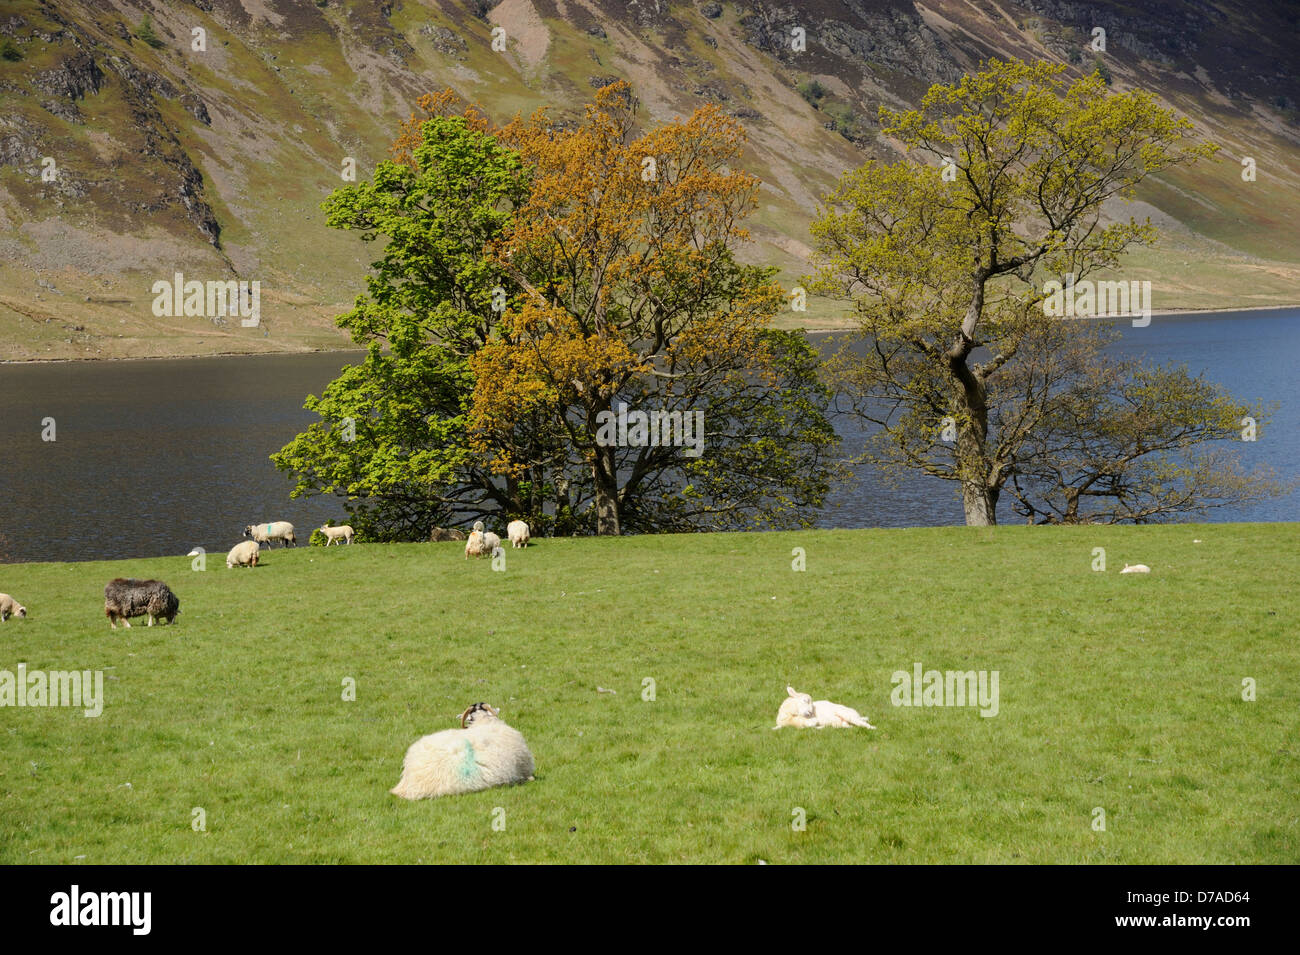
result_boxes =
[0,524,1295,863]
[1,0,1298,361]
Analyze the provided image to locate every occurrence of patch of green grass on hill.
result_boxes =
[0,523,1295,863]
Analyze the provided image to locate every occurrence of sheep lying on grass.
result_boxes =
[0,593,27,622]
[243,521,296,548]
[774,686,876,729]
[507,520,530,548]
[390,703,534,799]
[318,524,355,546]
[104,578,179,629]
[1120,563,1151,574]
[226,540,260,568]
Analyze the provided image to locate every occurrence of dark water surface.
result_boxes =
[2,308,1296,562]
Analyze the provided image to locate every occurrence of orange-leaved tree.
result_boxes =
[469,83,839,535]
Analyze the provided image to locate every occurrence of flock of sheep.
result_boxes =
[3,513,880,803]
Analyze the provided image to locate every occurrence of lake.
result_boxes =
[1,308,1296,562]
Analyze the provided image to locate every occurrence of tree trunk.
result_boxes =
[592,450,621,536]
[953,376,997,526]
[962,480,998,526]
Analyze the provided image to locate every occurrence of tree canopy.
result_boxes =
[275,84,838,538]
[810,59,1273,524]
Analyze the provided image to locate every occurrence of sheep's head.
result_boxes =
[786,685,815,721]
[460,702,500,727]
[472,520,485,533]
[242,525,253,538]
[15,605,26,618]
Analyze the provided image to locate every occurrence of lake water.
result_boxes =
[1,308,1296,562]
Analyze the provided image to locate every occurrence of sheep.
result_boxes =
[318,524,355,546]
[464,529,503,559]
[430,527,467,542]
[465,530,488,558]
[104,578,179,629]
[0,593,27,622]
[226,540,260,568]
[390,702,534,800]
[507,520,530,548]
[774,685,876,730]
[243,521,296,548]
[1120,563,1151,574]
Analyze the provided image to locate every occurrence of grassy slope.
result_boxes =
[0,523,1295,864]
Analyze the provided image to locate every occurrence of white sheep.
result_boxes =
[243,521,296,547]
[0,593,27,622]
[465,530,487,558]
[390,703,534,799]
[226,540,260,568]
[507,520,530,548]
[774,685,876,730]
[1120,563,1151,574]
[318,524,355,546]
[464,529,502,559]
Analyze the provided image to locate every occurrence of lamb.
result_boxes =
[226,540,260,568]
[464,529,502,559]
[774,685,876,730]
[390,702,535,799]
[318,524,355,546]
[507,520,530,548]
[104,578,179,629]
[243,521,296,548]
[0,593,27,622]
[1120,563,1151,574]
[430,527,467,542]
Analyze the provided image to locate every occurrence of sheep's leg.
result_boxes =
[121,617,130,628]
[147,614,154,627]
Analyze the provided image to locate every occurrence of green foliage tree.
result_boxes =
[271,115,532,540]
[808,59,1259,526]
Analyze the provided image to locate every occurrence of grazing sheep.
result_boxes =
[464,530,488,558]
[775,685,875,730]
[104,578,179,629]
[318,524,355,546]
[464,530,502,559]
[226,540,260,569]
[430,527,467,542]
[0,593,27,622]
[1120,563,1151,574]
[390,703,535,800]
[507,520,530,548]
[243,521,296,548]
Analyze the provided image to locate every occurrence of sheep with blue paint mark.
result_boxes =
[390,703,534,799]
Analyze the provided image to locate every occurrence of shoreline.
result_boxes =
[3,303,1298,365]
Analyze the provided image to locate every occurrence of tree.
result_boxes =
[276,86,839,538]
[997,322,1281,523]
[469,83,840,535]
[272,109,533,539]
[810,59,1224,525]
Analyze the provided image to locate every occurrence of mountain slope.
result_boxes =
[1,0,1297,360]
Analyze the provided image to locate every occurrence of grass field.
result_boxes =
[0,524,1296,864]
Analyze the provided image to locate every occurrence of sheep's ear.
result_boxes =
[787,685,798,697]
